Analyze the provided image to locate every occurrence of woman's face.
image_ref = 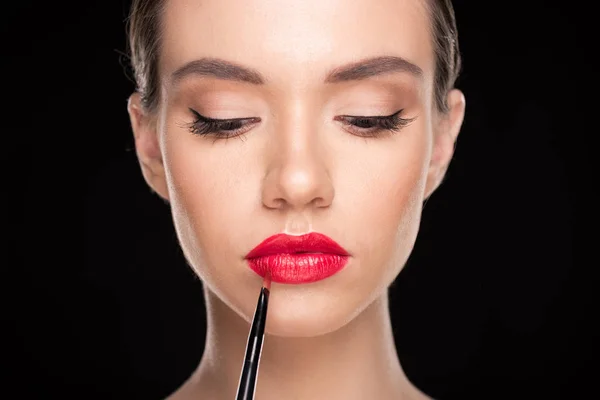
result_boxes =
[130,0,463,337]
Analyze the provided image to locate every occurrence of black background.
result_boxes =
[5,1,596,399]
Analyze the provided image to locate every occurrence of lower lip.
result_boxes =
[247,253,349,284]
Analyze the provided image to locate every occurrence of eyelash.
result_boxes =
[334,110,415,137]
[186,109,260,138]
[186,108,415,139]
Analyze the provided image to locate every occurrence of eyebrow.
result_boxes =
[171,58,265,85]
[170,55,423,86]
[325,56,423,83]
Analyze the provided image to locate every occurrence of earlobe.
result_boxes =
[424,89,466,199]
[127,93,170,201]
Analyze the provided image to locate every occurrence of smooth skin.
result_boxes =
[128,0,465,398]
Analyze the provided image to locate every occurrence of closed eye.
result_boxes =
[334,109,416,137]
[186,108,261,139]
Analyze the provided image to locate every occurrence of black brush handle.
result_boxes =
[236,287,270,400]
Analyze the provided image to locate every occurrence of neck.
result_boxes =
[188,286,424,400]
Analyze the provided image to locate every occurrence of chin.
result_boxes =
[260,285,373,338]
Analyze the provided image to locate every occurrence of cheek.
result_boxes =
[340,125,431,281]
[161,130,255,283]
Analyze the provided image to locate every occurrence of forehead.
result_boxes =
[160,0,434,85]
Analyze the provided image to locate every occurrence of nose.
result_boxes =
[261,128,334,212]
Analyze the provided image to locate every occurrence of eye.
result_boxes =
[334,109,415,137]
[186,108,261,139]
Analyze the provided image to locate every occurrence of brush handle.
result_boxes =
[236,287,270,400]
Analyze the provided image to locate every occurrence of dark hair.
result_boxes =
[127,0,461,114]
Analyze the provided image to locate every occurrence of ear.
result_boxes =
[424,89,466,199]
[127,93,170,201]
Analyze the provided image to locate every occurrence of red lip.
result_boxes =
[245,232,350,284]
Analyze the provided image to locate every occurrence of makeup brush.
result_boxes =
[235,273,271,400]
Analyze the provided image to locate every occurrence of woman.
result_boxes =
[126,0,465,398]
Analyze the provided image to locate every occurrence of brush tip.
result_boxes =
[263,271,271,291]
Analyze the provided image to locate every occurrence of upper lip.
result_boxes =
[245,232,350,259]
